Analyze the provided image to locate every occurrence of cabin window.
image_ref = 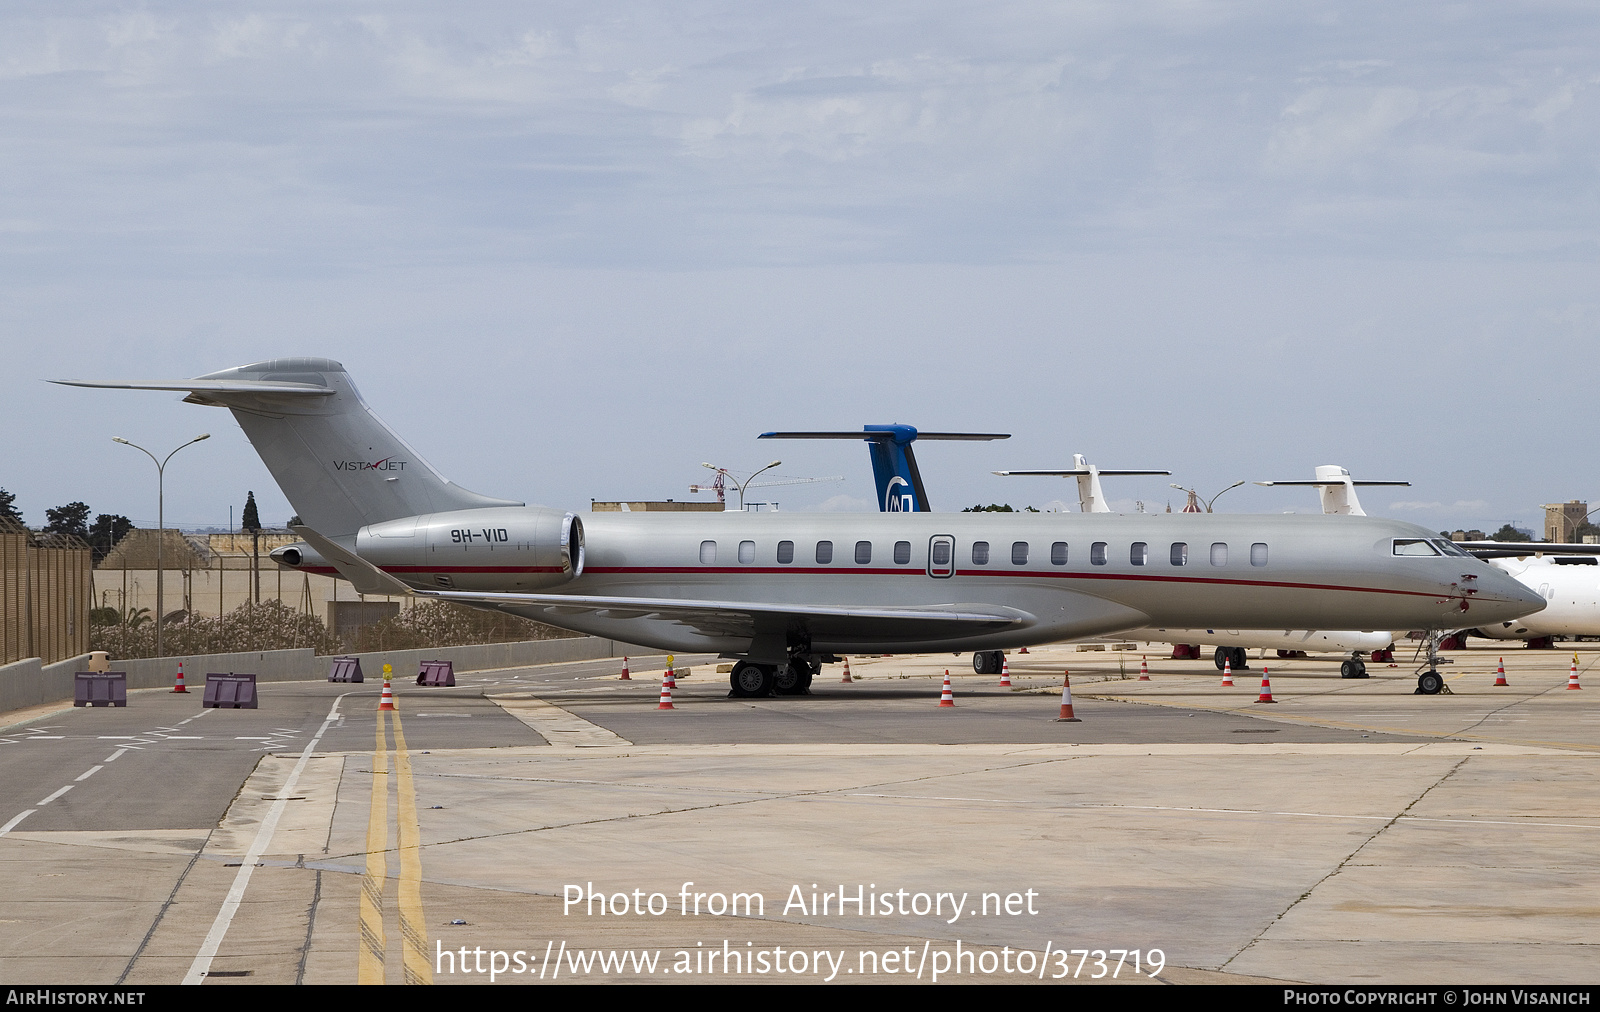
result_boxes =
[1392,539,1439,556]
[1012,541,1029,565]
[1170,542,1188,566]
[1210,542,1228,566]
[1090,542,1107,566]
[816,541,833,564]
[894,541,911,565]
[972,541,990,565]
[1131,542,1148,566]
[777,540,794,564]
[1051,542,1068,565]
[1250,543,1268,567]
[700,540,717,564]
[931,541,951,567]
[738,540,755,564]
[855,541,873,564]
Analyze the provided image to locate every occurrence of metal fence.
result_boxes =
[0,517,92,665]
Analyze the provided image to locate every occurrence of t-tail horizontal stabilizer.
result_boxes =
[759,425,1009,512]
[993,454,1170,513]
[53,358,523,537]
[1254,465,1410,517]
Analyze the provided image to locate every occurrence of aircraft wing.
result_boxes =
[291,526,1034,643]
[1456,541,1600,559]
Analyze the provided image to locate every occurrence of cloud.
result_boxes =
[1388,500,1491,514]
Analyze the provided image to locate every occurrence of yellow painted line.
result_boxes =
[391,709,432,985]
[358,710,389,985]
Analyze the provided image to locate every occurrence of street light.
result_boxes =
[113,433,210,657]
[1169,480,1246,514]
[701,459,782,511]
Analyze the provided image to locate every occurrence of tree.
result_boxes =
[242,491,262,605]
[1490,523,1532,543]
[962,504,1017,512]
[44,502,91,541]
[0,488,22,526]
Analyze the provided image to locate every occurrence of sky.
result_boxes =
[5,2,1598,533]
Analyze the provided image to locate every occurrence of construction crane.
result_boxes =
[691,462,844,510]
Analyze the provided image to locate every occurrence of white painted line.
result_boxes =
[182,692,352,986]
[233,737,270,741]
[37,786,73,806]
[75,766,103,782]
[104,749,128,762]
[98,736,141,740]
[0,810,36,837]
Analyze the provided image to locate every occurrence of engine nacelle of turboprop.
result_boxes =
[354,506,584,591]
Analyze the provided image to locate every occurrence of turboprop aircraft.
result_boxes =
[54,358,1545,697]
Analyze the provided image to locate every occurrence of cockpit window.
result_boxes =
[1393,539,1440,556]
[1431,539,1472,558]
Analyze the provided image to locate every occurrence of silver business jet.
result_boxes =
[54,358,1544,697]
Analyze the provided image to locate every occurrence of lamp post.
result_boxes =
[1169,480,1246,514]
[701,460,782,511]
[113,433,210,657]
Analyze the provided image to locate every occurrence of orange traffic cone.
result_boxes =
[1139,655,1150,680]
[619,656,631,680]
[1494,658,1508,686]
[1221,657,1234,687]
[657,673,675,709]
[938,671,955,707]
[999,658,1012,687]
[1054,671,1081,722]
[172,659,188,693]
[841,657,853,683]
[1254,668,1276,703]
[1019,646,1029,654]
[1568,655,1582,690]
[378,663,397,711]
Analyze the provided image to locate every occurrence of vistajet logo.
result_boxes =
[334,456,406,472]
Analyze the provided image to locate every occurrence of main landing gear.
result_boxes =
[1213,646,1249,671]
[729,657,817,698]
[1340,657,1369,679]
[972,650,1005,675]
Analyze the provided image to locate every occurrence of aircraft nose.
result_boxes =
[1472,568,1547,623]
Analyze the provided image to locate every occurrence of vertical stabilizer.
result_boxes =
[55,358,523,536]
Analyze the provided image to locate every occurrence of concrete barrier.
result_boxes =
[1,636,656,717]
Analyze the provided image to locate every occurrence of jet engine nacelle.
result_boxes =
[352,506,585,591]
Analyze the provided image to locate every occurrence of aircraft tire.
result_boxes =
[1340,660,1358,679]
[773,660,812,695]
[729,662,774,698]
[973,650,1001,675]
[1230,647,1250,671]
[1417,670,1443,695]
[1355,660,1368,678]
[1213,647,1230,671]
